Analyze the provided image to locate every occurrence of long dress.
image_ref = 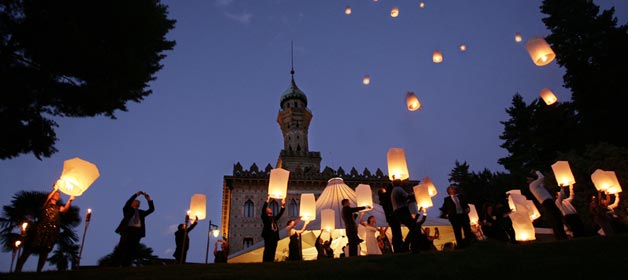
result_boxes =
[287,229,302,261]
[30,204,61,253]
[364,225,382,255]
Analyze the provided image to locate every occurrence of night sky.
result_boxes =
[2,0,627,271]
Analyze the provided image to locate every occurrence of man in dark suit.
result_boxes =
[341,198,370,257]
[113,191,155,266]
[261,194,285,262]
[441,185,475,248]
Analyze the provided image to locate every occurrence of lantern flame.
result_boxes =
[15,240,21,247]
[459,44,467,52]
[21,222,28,231]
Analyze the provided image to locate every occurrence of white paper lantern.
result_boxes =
[514,33,523,43]
[526,200,541,221]
[362,75,370,85]
[551,161,575,187]
[189,194,206,220]
[421,176,438,197]
[432,50,443,63]
[525,36,556,66]
[592,169,622,194]
[390,7,399,17]
[413,184,433,209]
[268,168,290,199]
[55,157,100,196]
[345,6,351,15]
[406,92,421,111]
[299,193,316,221]
[355,184,373,210]
[510,212,536,241]
[468,204,479,226]
[387,148,410,180]
[540,88,558,105]
[321,209,335,231]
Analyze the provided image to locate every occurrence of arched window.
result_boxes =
[243,238,253,248]
[244,199,254,218]
[289,199,298,217]
[269,200,280,216]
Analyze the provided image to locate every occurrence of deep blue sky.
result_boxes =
[2,0,627,271]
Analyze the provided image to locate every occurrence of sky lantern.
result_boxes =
[432,50,443,63]
[55,157,100,196]
[268,168,290,199]
[540,88,558,105]
[592,169,622,194]
[189,194,206,220]
[420,2,425,9]
[468,204,479,226]
[551,161,575,187]
[345,6,351,15]
[515,33,523,43]
[299,193,316,221]
[362,75,370,85]
[525,36,556,66]
[421,176,438,197]
[387,147,410,180]
[526,200,541,221]
[390,7,399,18]
[356,184,373,210]
[510,212,535,241]
[507,190,528,212]
[459,44,467,52]
[321,209,335,231]
[413,184,433,209]
[406,92,421,111]
[605,171,622,194]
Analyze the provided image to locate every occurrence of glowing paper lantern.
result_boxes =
[419,2,425,8]
[299,193,316,221]
[390,7,399,17]
[551,161,575,187]
[406,92,421,111]
[421,176,438,197]
[510,212,536,241]
[189,194,207,220]
[515,33,523,43]
[540,88,558,105]
[468,204,479,225]
[55,157,100,196]
[345,6,351,15]
[268,168,290,199]
[432,50,443,63]
[507,190,527,212]
[356,184,373,210]
[413,184,433,209]
[525,36,556,66]
[362,75,370,85]
[321,209,335,231]
[387,148,410,180]
[459,44,467,52]
[526,200,541,221]
[592,169,622,194]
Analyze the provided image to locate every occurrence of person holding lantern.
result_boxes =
[341,198,370,257]
[391,179,421,253]
[286,217,310,261]
[213,238,229,263]
[527,171,568,240]
[261,194,285,262]
[113,191,155,267]
[15,184,75,272]
[555,184,586,238]
[173,215,198,263]
[359,212,382,255]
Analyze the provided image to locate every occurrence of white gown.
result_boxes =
[364,225,382,255]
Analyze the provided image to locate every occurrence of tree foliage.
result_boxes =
[0,0,176,159]
[98,243,160,267]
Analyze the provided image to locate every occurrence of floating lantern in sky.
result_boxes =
[55,157,100,196]
[189,194,207,220]
[459,44,467,52]
[413,184,433,209]
[390,7,399,17]
[356,184,373,210]
[321,209,335,231]
[406,92,421,111]
[432,50,443,63]
[268,168,290,199]
[299,193,316,221]
[421,176,438,197]
[468,204,479,225]
[362,75,370,85]
[539,88,558,105]
[551,161,575,187]
[420,2,425,8]
[525,36,556,66]
[345,6,351,15]
[515,33,523,43]
[387,147,409,180]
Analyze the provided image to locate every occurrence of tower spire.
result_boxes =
[290,41,295,76]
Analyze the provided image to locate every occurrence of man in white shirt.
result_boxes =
[527,171,567,240]
[555,184,586,238]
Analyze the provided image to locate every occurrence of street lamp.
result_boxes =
[205,220,220,264]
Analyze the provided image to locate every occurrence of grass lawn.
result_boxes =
[2,234,626,280]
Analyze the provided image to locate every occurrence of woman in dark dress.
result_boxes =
[15,185,75,272]
[285,217,309,261]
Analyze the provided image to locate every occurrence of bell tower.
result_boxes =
[276,44,321,174]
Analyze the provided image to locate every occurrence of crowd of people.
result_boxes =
[11,167,625,271]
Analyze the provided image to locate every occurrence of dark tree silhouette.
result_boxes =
[98,243,159,267]
[0,0,176,159]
